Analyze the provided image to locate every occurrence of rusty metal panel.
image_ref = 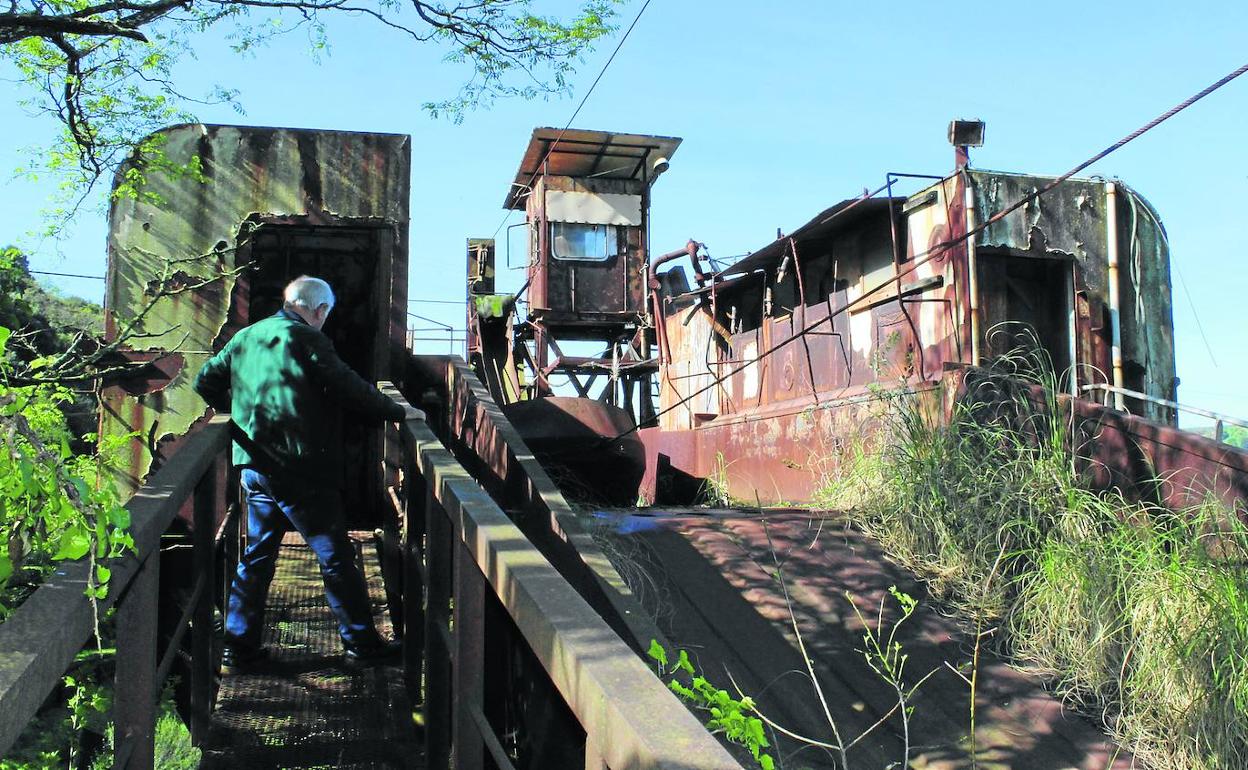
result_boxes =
[529,176,648,324]
[644,383,943,505]
[970,171,1176,421]
[101,124,410,492]
[657,197,950,434]
[467,238,496,296]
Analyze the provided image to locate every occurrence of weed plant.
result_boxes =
[819,353,1248,770]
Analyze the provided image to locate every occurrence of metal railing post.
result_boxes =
[452,537,485,769]
[401,455,427,702]
[190,463,217,744]
[424,485,453,769]
[585,733,608,770]
[223,500,241,614]
[113,552,160,769]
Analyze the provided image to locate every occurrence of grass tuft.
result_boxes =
[818,352,1248,770]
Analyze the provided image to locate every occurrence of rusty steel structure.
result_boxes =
[637,125,1248,508]
[464,128,701,500]
[468,128,698,411]
[11,116,1244,768]
[463,123,1247,511]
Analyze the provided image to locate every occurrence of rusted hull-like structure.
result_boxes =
[465,125,1248,509]
[641,150,1248,508]
[100,123,410,525]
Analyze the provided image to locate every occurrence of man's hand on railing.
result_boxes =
[376,382,426,423]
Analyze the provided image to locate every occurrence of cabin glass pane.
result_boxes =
[551,222,618,262]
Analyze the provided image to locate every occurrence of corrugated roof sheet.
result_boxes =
[504,127,682,209]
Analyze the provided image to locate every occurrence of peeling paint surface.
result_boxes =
[646,170,1183,504]
[102,124,411,491]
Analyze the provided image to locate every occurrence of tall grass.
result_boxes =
[818,355,1248,770]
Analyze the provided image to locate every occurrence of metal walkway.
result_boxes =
[199,532,422,770]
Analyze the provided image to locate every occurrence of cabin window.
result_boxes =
[551,222,619,262]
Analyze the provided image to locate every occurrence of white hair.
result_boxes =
[283,276,335,312]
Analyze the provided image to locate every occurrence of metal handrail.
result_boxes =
[380,382,743,770]
[1080,383,1248,443]
[0,416,233,767]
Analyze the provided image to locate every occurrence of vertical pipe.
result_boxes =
[964,180,981,366]
[114,553,160,770]
[1105,182,1126,410]
[1066,265,1079,397]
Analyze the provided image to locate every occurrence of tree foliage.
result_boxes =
[0,247,104,437]
[1,247,103,354]
[0,326,134,619]
[1,0,619,225]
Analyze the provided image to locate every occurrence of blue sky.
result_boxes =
[3,0,1246,426]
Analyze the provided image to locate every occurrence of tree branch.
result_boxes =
[0,0,187,43]
[0,12,148,42]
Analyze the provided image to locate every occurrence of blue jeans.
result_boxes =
[225,467,381,650]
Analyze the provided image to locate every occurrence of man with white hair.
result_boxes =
[194,275,407,671]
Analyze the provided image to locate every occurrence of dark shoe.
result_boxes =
[221,644,270,674]
[343,638,402,668]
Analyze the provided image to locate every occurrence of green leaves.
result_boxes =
[648,640,773,769]
[0,372,133,617]
[675,648,695,676]
[52,526,91,561]
[646,638,668,670]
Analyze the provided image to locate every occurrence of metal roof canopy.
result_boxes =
[723,197,902,276]
[504,128,682,210]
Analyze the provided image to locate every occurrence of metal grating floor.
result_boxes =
[199,532,422,770]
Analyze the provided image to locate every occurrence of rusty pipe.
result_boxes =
[647,239,702,290]
[647,240,703,365]
[1105,182,1125,411]
[964,180,981,366]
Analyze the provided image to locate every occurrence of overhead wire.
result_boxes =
[487,0,655,242]
[30,270,106,280]
[600,58,1248,446]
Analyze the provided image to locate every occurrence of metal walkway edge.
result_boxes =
[198,532,422,770]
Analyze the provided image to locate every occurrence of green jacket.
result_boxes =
[193,308,404,487]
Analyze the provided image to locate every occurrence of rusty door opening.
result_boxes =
[238,223,389,528]
[977,252,1074,379]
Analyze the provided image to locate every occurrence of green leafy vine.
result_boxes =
[648,639,776,770]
